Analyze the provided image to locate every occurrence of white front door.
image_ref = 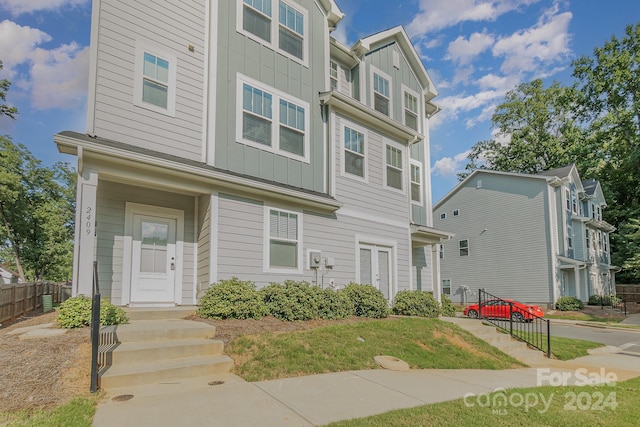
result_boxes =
[130,214,177,303]
[359,244,392,300]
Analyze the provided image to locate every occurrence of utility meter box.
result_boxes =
[310,251,322,268]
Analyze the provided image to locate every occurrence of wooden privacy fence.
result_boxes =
[616,285,640,303]
[0,282,67,325]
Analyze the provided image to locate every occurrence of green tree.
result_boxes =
[461,80,585,179]
[0,137,75,282]
[0,60,18,119]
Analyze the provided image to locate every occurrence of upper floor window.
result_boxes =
[603,233,608,252]
[597,206,601,221]
[385,144,403,191]
[586,229,590,249]
[591,203,596,219]
[410,161,422,204]
[439,244,444,259]
[459,240,469,256]
[453,209,460,216]
[403,90,418,130]
[133,43,176,116]
[565,189,571,211]
[372,69,391,116]
[440,213,446,220]
[330,61,338,91]
[572,195,577,214]
[239,0,308,66]
[266,207,301,272]
[442,278,451,295]
[343,125,366,179]
[567,225,573,249]
[237,75,309,162]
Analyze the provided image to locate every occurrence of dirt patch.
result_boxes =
[433,329,483,357]
[0,310,92,413]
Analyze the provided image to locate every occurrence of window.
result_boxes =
[237,75,309,161]
[439,244,444,259]
[597,206,601,221]
[385,144,403,191]
[373,70,391,116]
[330,61,338,91]
[603,233,608,252]
[567,225,573,249]
[243,0,272,42]
[343,126,365,178]
[565,189,571,211]
[453,209,460,216]
[586,229,590,249]
[134,43,176,116]
[404,90,418,130]
[440,213,446,220]
[442,279,451,295]
[238,0,307,65]
[572,196,577,214]
[267,208,300,271]
[459,240,469,256]
[591,203,596,219]
[410,161,422,203]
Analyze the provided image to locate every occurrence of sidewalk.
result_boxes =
[92,351,640,427]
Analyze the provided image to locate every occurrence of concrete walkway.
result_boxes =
[92,317,640,427]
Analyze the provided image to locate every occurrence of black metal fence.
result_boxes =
[90,261,101,393]
[477,289,551,358]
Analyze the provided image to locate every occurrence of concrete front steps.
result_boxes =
[98,308,233,390]
[442,316,548,365]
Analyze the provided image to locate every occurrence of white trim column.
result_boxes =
[73,168,98,297]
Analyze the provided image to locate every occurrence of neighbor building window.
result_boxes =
[586,229,590,249]
[343,126,366,178]
[442,279,451,295]
[459,240,469,256]
[410,161,422,203]
[373,71,390,115]
[134,43,176,116]
[453,209,460,216]
[439,244,444,259]
[565,189,571,211]
[385,144,403,191]
[404,91,418,130]
[440,213,446,220]
[267,208,300,270]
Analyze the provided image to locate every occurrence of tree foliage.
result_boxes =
[0,136,75,281]
[462,22,640,281]
[0,61,18,119]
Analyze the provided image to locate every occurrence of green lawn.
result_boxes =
[508,329,604,360]
[229,317,525,381]
[326,376,640,427]
[0,398,95,427]
[544,312,624,323]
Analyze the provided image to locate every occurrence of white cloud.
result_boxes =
[432,150,471,176]
[0,0,89,16]
[446,31,495,65]
[0,19,88,111]
[493,6,572,74]
[407,0,540,38]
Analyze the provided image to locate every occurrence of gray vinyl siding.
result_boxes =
[197,194,211,291]
[436,174,552,305]
[212,0,326,193]
[216,193,412,293]
[92,0,205,161]
[95,181,196,305]
[334,114,410,222]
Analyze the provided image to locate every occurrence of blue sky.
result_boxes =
[1,0,639,203]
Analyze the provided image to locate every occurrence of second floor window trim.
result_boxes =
[384,142,404,192]
[371,66,392,116]
[459,239,469,256]
[410,160,422,205]
[403,86,420,131]
[237,74,310,163]
[133,42,176,117]
[342,123,367,181]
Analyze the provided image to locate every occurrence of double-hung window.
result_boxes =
[410,161,422,203]
[385,144,403,191]
[343,126,365,178]
[404,90,419,130]
[134,43,176,116]
[278,1,304,60]
[586,229,590,249]
[267,208,300,271]
[330,61,338,91]
[238,0,307,65]
[372,69,391,116]
[238,75,309,161]
[243,0,272,42]
[459,240,469,256]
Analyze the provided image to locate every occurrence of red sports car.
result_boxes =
[464,299,544,322]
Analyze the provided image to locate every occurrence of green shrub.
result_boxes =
[588,294,621,306]
[198,277,268,319]
[440,294,457,317]
[341,283,388,318]
[56,296,128,328]
[391,290,440,318]
[261,280,321,321]
[317,288,354,320]
[555,296,584,311]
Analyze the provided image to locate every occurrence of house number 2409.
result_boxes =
[85,207,93,236]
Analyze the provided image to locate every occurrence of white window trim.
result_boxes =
[459,239,469,256]
[133,41,177,117]
[340,119,369,183]
[236,0,309,68]
[442,278,452,295]
[330,60,339,91]
[440,212,446,220]
[370,65,392,117]
[236,74,310,163]
[402,85,420,132]
[409,159,423,206]
[263,205,303,274]
[383,139,406,194]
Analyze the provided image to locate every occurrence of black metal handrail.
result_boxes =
[90,261,101,393]
[477,289,551,358]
